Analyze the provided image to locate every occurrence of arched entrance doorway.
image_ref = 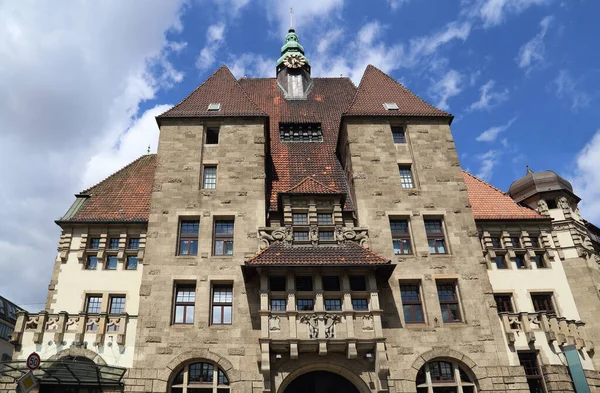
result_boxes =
[283,371,361,393]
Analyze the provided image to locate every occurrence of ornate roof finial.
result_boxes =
[290,6,294,30]
[526,165,533,174]
[147,145,151,155]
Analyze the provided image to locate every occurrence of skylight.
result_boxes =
[383,102,399,110]
[207,103,221,111]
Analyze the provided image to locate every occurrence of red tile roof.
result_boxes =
[239,77,357,211]
[59,155,157,223]
[344,65,452,118]
[284,176,340,194]
[246,241,390,266]
[157,66,266,119]
[462,171,547,220]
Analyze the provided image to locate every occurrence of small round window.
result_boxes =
[170,361,230,393]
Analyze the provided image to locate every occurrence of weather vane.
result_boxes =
[290,6,294,29]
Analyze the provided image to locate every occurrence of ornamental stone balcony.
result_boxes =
[499,311,594,353]
[10,310,131,349]
[258,225,370,250]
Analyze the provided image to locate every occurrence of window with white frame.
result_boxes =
[170,361,230,393]
[416,360,477,393]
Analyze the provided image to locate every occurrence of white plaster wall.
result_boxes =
[52,227,143,314]
[489,258,581,320]
[14,319,138,368]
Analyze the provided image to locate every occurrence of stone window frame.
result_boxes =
[210,283,233,326]
[324,298,342,311]
[416,359,477,393]
[87,237,101,250]
[424,218,449,255]
[391,125,406,144]
[436,280,464,324]
[517,351,548,393]
[108,237,120,250]
[125,255,138,270]
[177,218,200,256]
[390,217,413,255]
[205,126,220,145]
[213,218,235,256]
[492,254,509,270]
[398,165,415,189]
[172,283,196,325]
[270,298,287,311]
[514,252,527,269]
[530,252,548,269]
[85,255,98,270]
[108,295,126,315]
[530,292,557,315]
[400,281,426,324]
[169,360,230,393]
[493,293,515,313]
[202,165,217,190]
[105,255,118,270]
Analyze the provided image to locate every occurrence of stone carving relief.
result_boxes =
[300,314,341,339]
[258,226,293,249]
[536,199,549,216]
[559,197,570,210]
[310,225,319,245]
[335,226,370,248]
[269,315,280,331]
[362,315,374,331]
[258,225,370,249]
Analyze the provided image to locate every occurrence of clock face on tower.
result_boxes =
[283,53,306,69]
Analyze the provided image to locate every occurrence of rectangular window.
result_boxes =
[425,219,447,254]
[317,213,332,225]
[108,238,119,249]
[293,213,308,225]
[127,238,140,250]
[324,299,342,311]
[493,255,507,269]
[0,324,13,341]
[319,231,334,241]
[206,127,219,144]
[294,231,309,241]
[178,219,199,256]
[532,254,546,268]
[518,352,546,393]
[296,276,313,291]
[106,255,118,270]
[88,238,101,249]
[203,166,217,189]
[391,219,412,255]
[174,285,195,324]
[531,294,555,314]
[437,282,462,322]
[530,236,540,248]
[126,256,138,270]
[490,237,502,248]
[399,166,415,189]
[86,295,102,314]
[352,298,368,311]
[349,276,366,291]
[400,283,424,323]
[85,256,98,270]
[511,236,521,248]
[297,299,314,311]
[494,294,514,313]
[214,220,234,256]
[322,276,340,291]
[515,254,526,269]
[212,285,233,325]
[392,126,406,144]
[109,296,126,314]
[279,123,323,142]
[269,276,286,291]
[271,299,286,311]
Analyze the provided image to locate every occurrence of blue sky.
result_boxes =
[1,0,599,307]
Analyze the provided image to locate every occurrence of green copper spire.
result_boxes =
[277,28,310,67]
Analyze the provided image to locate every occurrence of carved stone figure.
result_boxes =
[258,226,293,249]
[558,197,570,210]
[536,199,549,216]
[324,314,341,338]
[268,315,280,331]
[310,225,319,245]
[362,315,374,331]
[300,314,319,339]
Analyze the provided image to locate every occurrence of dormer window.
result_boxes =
[207,103,221,111]
[280,123,323,142]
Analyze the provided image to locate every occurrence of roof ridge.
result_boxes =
[230,67,268,115]
[461,170,507,195]
[345,241,390,262]
[285,176,340,193]
[81,154,155,194]
[343,64,371,114]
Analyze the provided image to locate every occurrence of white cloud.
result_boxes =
[196,22,227,71]
[0,2,185,308]
[517,15,553,72]
[430,70,463,110]
[552,70,592,112]
[266,0,345,34]
[469,80,509,111]
[317,28,344,54]
[476,0,551,28]
[228,53,274,78]
[475,150,501,181]
[476,117,518,142]
[358,21,383,45]
[571,131,600,223]
[405,22,471,66]
[387,0,410,10]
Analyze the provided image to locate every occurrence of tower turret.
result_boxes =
[276,28,312,100]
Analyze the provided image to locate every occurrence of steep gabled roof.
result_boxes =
[344,65,451,118]
[245,241,390,266]
[284,176,341,194]
[462,171,547,220]
[157,66,266,119]
[58,155,157,223]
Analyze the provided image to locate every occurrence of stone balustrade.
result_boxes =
[9,310,130,348]
[499,312,593,353]
[258,225,370,249]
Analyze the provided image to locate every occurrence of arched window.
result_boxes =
[416,360,476,393]
[170,361,230,393]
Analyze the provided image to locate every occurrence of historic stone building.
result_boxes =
[0,296,22,362]
[3,28,600,393]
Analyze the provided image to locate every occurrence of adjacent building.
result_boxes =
[0,297,21,362]
[2,27,600,393]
